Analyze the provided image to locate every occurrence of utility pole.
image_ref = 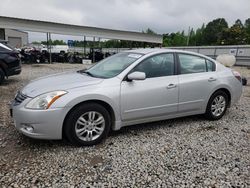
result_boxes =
[92,37,95,63]
[83,36,86,56]
[47,32,52,64]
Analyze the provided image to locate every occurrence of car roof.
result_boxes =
[125,48,196,55]
[124,48,173,54]
[124,48,216,62]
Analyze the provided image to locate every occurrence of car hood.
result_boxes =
[21,71,103,97]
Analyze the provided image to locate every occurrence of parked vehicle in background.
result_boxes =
[10,49,243,146]
[0,41,21,84]
[242,76,247,86]
[42,45,69,54]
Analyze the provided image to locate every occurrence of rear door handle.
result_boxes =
[208,77,217,82]
[166,84,177,89]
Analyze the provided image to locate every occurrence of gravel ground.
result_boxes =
[0,63,250,187]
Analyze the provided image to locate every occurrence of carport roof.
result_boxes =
[0,16,163,44]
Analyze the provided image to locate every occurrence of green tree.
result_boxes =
[221,19,247,45]
[143,28,157,35]
[41,40,66,45]
[203,18,228,45]
[244,18,250,43]
[32,41,41,45]
[195,24,205,46]
[162,33,171,47]
[188,28,196,46]
[171,31,187,46]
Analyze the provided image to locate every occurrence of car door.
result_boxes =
[177,53,218,112]
[120,53,179,121]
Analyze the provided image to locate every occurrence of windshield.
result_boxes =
[85,52,143,78]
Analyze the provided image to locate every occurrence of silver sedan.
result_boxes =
[10,49,242,146]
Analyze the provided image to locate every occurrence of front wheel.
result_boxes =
[205,90,229,120]
[64,103,111,146]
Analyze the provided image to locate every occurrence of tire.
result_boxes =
[64,103,111,146]
[0,68,5,85]
[205,90,229,120]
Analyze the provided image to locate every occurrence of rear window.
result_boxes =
[0,42,14,52]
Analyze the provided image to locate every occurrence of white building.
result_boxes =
[0,28,28,48]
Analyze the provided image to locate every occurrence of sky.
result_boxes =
[0,0,249,42]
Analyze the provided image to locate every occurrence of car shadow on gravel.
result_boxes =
[0,78,20,86]
[109,115,205,138]
[17,134,72,148]
[7,116,204,150]
[10,114,215,149]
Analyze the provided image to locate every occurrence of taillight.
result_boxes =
[232,70,242,82]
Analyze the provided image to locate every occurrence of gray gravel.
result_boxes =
[0,63,250,187]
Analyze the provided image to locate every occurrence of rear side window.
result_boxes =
[178,54,206,74]
[206,60,215,72]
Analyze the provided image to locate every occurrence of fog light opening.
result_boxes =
[22,124,34,133]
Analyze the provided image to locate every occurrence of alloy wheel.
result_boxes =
[211,95,226,117]
[75,111,105,141]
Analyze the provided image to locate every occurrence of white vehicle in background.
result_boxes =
[42,45,69,54]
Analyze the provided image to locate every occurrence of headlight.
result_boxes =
[25,91,67,110]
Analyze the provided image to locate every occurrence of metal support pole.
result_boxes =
[236,46,239,63]
[92,37,95,63]
[47,32,52,64]
[98,37,101,48]
[116,40,119,53]
[46,32,49,50]
[83,36,86,56]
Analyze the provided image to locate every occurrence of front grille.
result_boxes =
[14,91,28,106]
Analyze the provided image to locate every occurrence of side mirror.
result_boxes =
[127,71,146,81]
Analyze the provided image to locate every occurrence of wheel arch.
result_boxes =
[62,99,116,139]
[209,88,232,107]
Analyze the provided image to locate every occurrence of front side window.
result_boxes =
[178,54,207,74]
[132,53,175,78]
[86,52,143,78]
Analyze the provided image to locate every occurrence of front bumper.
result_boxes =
[10,99,69,140]
[7,65,21,77]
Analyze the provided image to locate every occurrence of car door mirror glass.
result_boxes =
[127,71,146,81]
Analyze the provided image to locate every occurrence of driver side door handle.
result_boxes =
[166,84,177,89]
[208,77,217,82]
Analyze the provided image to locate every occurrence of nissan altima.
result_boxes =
[10,49,242,146]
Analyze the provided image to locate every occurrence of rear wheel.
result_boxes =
[0,68,5,85]
[64,103,111,146]
[205,90,229,120]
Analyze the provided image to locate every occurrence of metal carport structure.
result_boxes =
[0,16,162,63]
[0,16,162,43]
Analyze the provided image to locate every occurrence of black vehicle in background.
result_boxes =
[0,41,21,84]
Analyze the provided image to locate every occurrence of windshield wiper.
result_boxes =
[77,70,105,78]
[84,71,95,77]
[78,70,97,77]
[77,69,94,77]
